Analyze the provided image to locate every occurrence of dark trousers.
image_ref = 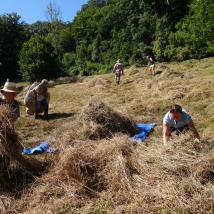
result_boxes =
[170,125,189,136]
[36,99,49,116]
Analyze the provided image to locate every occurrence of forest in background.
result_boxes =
[0,0,213,82]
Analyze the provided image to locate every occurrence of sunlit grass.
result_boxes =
[4,57,214,213]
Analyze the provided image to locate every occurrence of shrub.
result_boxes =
[19,35,60,82]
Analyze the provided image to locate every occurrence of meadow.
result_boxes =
[1,57,214,213]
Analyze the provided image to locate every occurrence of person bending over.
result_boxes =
[163,104,200,145]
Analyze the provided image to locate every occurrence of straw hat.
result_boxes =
[1,80,17,93]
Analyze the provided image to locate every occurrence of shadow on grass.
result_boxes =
[37,112,75,121]
[154,70,163,75]
[0,167,34,196]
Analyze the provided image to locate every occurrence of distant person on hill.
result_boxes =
[163,104,200,145]
[146,54,155,75]
[113,59,124,85]
[24,79,50,120]
[0,79,20,123]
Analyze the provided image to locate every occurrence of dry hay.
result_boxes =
[87,77,111,89]
[0,105,47,193]
[0,196,14,214]
[52,101,138,141]
[56,136,141,194]
[160,69,184,78]
[80,101,137,139]
[14,132,214,213]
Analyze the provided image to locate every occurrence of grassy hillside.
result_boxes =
[1,58,214,213]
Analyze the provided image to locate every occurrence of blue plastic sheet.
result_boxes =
[22,142,57,155]
[130,123,156,142]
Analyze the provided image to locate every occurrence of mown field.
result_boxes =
[1,57,214,213]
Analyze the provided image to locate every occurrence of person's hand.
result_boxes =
[194,138,200,143]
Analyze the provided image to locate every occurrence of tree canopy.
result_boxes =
[0,0,213,80]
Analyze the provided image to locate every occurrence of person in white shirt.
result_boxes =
[163,104,200,145]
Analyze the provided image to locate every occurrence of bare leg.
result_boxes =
[152,65,155,75]
[115,75,120,85]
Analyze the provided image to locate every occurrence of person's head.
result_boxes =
[169,104,183,121]
[0,80,17,102]
[41,79,48,86]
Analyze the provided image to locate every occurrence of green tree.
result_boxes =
[0,13,26,81]
[167,0,214,59]
[19,35,60,82]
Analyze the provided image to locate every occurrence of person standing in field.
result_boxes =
[113,59,124,85]
[146,54,155,75]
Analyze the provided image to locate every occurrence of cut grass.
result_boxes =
[1,57,213,213]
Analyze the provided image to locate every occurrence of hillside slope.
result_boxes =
[1,58,214,213]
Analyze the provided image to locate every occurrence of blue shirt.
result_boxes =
[163,110,192,128]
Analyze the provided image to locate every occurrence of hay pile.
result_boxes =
[0,105,45,177]
[55,136,142,195]
[79,101,137,140]
[87,77,111,88]
[14,132,214,213]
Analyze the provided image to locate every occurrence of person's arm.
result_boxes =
[10,101,20,123]
[33,89,38,100]
[187,120,200,140]
[113,64,116,73]
[163,123,170,145]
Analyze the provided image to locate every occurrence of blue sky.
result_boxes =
[0,0,88,24]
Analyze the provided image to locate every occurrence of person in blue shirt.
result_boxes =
[163,104,200,145]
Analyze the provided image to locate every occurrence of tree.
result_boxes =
[166,0,214,59]
[45,2,66,57]
[0,13,26,80]
[19,35,60,82]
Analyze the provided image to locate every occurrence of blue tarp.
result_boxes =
[130,123,156,142]
[22,142,57,155]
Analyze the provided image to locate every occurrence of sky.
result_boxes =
[0,0,88,24]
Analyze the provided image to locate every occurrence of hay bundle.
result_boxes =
[0,196,14,213]
[0,105,45,174]
[55,135,143,195]
[80,101,137,139]
[87,78,111,88]
[192,153,214,185]
[160,69,184,78]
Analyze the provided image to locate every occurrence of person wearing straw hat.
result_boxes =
[113,59,124,85]
[0,79,20,123]
[163,104,200,145]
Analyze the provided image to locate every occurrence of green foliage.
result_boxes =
[0,13,26,80]
[167,0,214,59]
[64,0,191,73]
[19,35,60,82]
[1,0,213,80]
[25,21,51,37]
